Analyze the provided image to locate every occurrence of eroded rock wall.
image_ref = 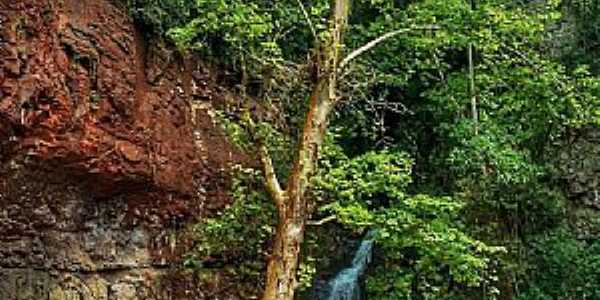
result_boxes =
[0,0,239,299]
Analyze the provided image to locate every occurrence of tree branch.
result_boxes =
[307,215,337,226]
[259,143,285,209]
[295,0,317,39]
[241,111,286,209]
[339,25,440,70]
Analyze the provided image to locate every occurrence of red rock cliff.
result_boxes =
[0,0,241,298]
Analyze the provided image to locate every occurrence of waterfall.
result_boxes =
[325,230,376,300]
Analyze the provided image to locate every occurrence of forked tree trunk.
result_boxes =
[261,1,349,299]
[262,80,334,300]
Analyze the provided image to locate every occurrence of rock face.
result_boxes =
[0,0,198,195]
[0,0,239,298]
[561,126,600,240]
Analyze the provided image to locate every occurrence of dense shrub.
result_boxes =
[518,229,600,300]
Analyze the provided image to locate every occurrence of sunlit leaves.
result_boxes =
[315,149,413,204]
[313,145,502,298]
[167,0,273,56]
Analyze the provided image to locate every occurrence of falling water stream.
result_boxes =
[323,230,376,300]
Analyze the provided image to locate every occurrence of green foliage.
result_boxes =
[367,194,504,300]
[413,0,599,243]
[401,4,600,297]
[315,149,413,205]
[444,124,568,236]
[314,145,503,299]
[166,0,274,55]
[126,0,195,34]
[297,256,317,290]
[217,109,294,183]
[517,229,600,300]
[216,111,253,151]
[132,1,600,299]
[129,0,332,69]
[563,0,600,71]
[185,166,276,283]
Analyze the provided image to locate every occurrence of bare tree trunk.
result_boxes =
[261,1,349,299]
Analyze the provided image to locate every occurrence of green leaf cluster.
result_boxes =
[517,228,600,300]
[313,143,503,299]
